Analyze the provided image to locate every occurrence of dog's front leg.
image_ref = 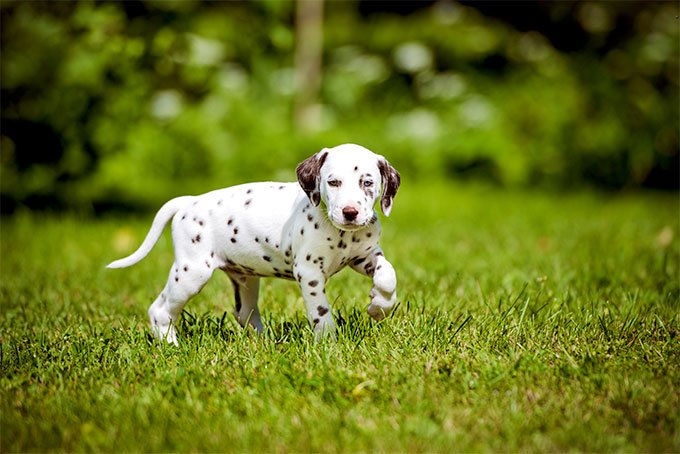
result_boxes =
[351,247,397,321]
[294,265,335,339]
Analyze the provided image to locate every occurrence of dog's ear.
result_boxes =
[378,157,400,217]
[296,149,329,206]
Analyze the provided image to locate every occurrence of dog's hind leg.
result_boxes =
[228,274,263,333]
[148,261,214,344]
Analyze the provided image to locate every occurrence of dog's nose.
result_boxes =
[342,206,359,221]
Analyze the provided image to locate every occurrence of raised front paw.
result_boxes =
[367,286,397,321]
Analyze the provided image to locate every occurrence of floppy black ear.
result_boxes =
[378,158,400,216]
[296,150,329,206]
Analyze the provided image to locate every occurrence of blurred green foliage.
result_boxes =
[1,1,678,213]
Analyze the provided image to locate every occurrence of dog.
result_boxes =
[107,143,400,344]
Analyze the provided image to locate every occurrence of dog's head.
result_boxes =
[297,144,401,231]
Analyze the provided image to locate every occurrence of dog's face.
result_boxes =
[297,144,401,231]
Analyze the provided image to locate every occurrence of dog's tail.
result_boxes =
[106,196,193,269]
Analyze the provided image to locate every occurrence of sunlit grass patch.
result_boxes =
[1,183,678,452]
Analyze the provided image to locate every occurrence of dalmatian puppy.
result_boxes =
[107,143,400,344]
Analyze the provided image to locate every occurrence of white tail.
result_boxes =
[107,196,193,269]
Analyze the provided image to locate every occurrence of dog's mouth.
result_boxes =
[333,221,368,231]
[327,215,370,231]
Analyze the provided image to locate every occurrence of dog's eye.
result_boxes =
[328,179,342,187]
[362,180,373,188]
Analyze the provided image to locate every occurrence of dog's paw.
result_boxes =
[151,322,179,346]
[367,287,396,321]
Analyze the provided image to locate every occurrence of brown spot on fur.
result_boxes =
[317,305,329,316]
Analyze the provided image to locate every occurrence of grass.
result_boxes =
[1,181,678,452]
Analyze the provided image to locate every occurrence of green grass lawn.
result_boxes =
[1,182,678,452]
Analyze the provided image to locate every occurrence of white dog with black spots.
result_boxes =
[108,143,401,344]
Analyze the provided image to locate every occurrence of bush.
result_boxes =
[1,1,677,213]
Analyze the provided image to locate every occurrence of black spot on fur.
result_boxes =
[310,292,317,297]
[279,185,285,190]
[255,237,259,243]
[306,254,311,261]
[307,214,313,222]
[300,228,304,236]
[367,232,372,238]
[314,223,319,229]
[205,261,211,268]
[308,280,318,287]
[247,189,252,194]
[217,199,223,205]
[183,265,189,272]
[354,257,366,265]
[233,227,239,235]
[313,318,320,326]
[231,238,237,243]
[263,255,272,262]
[317,305,329,316]
[244,199,252,207]
[227,218,233,225]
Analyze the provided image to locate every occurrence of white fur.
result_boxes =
[107,144,399,344]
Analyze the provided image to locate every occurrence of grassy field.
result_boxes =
[1,182,678,452]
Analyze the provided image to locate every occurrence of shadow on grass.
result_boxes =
[176,304,406,346]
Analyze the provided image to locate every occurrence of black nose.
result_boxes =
[342,206,359,221]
